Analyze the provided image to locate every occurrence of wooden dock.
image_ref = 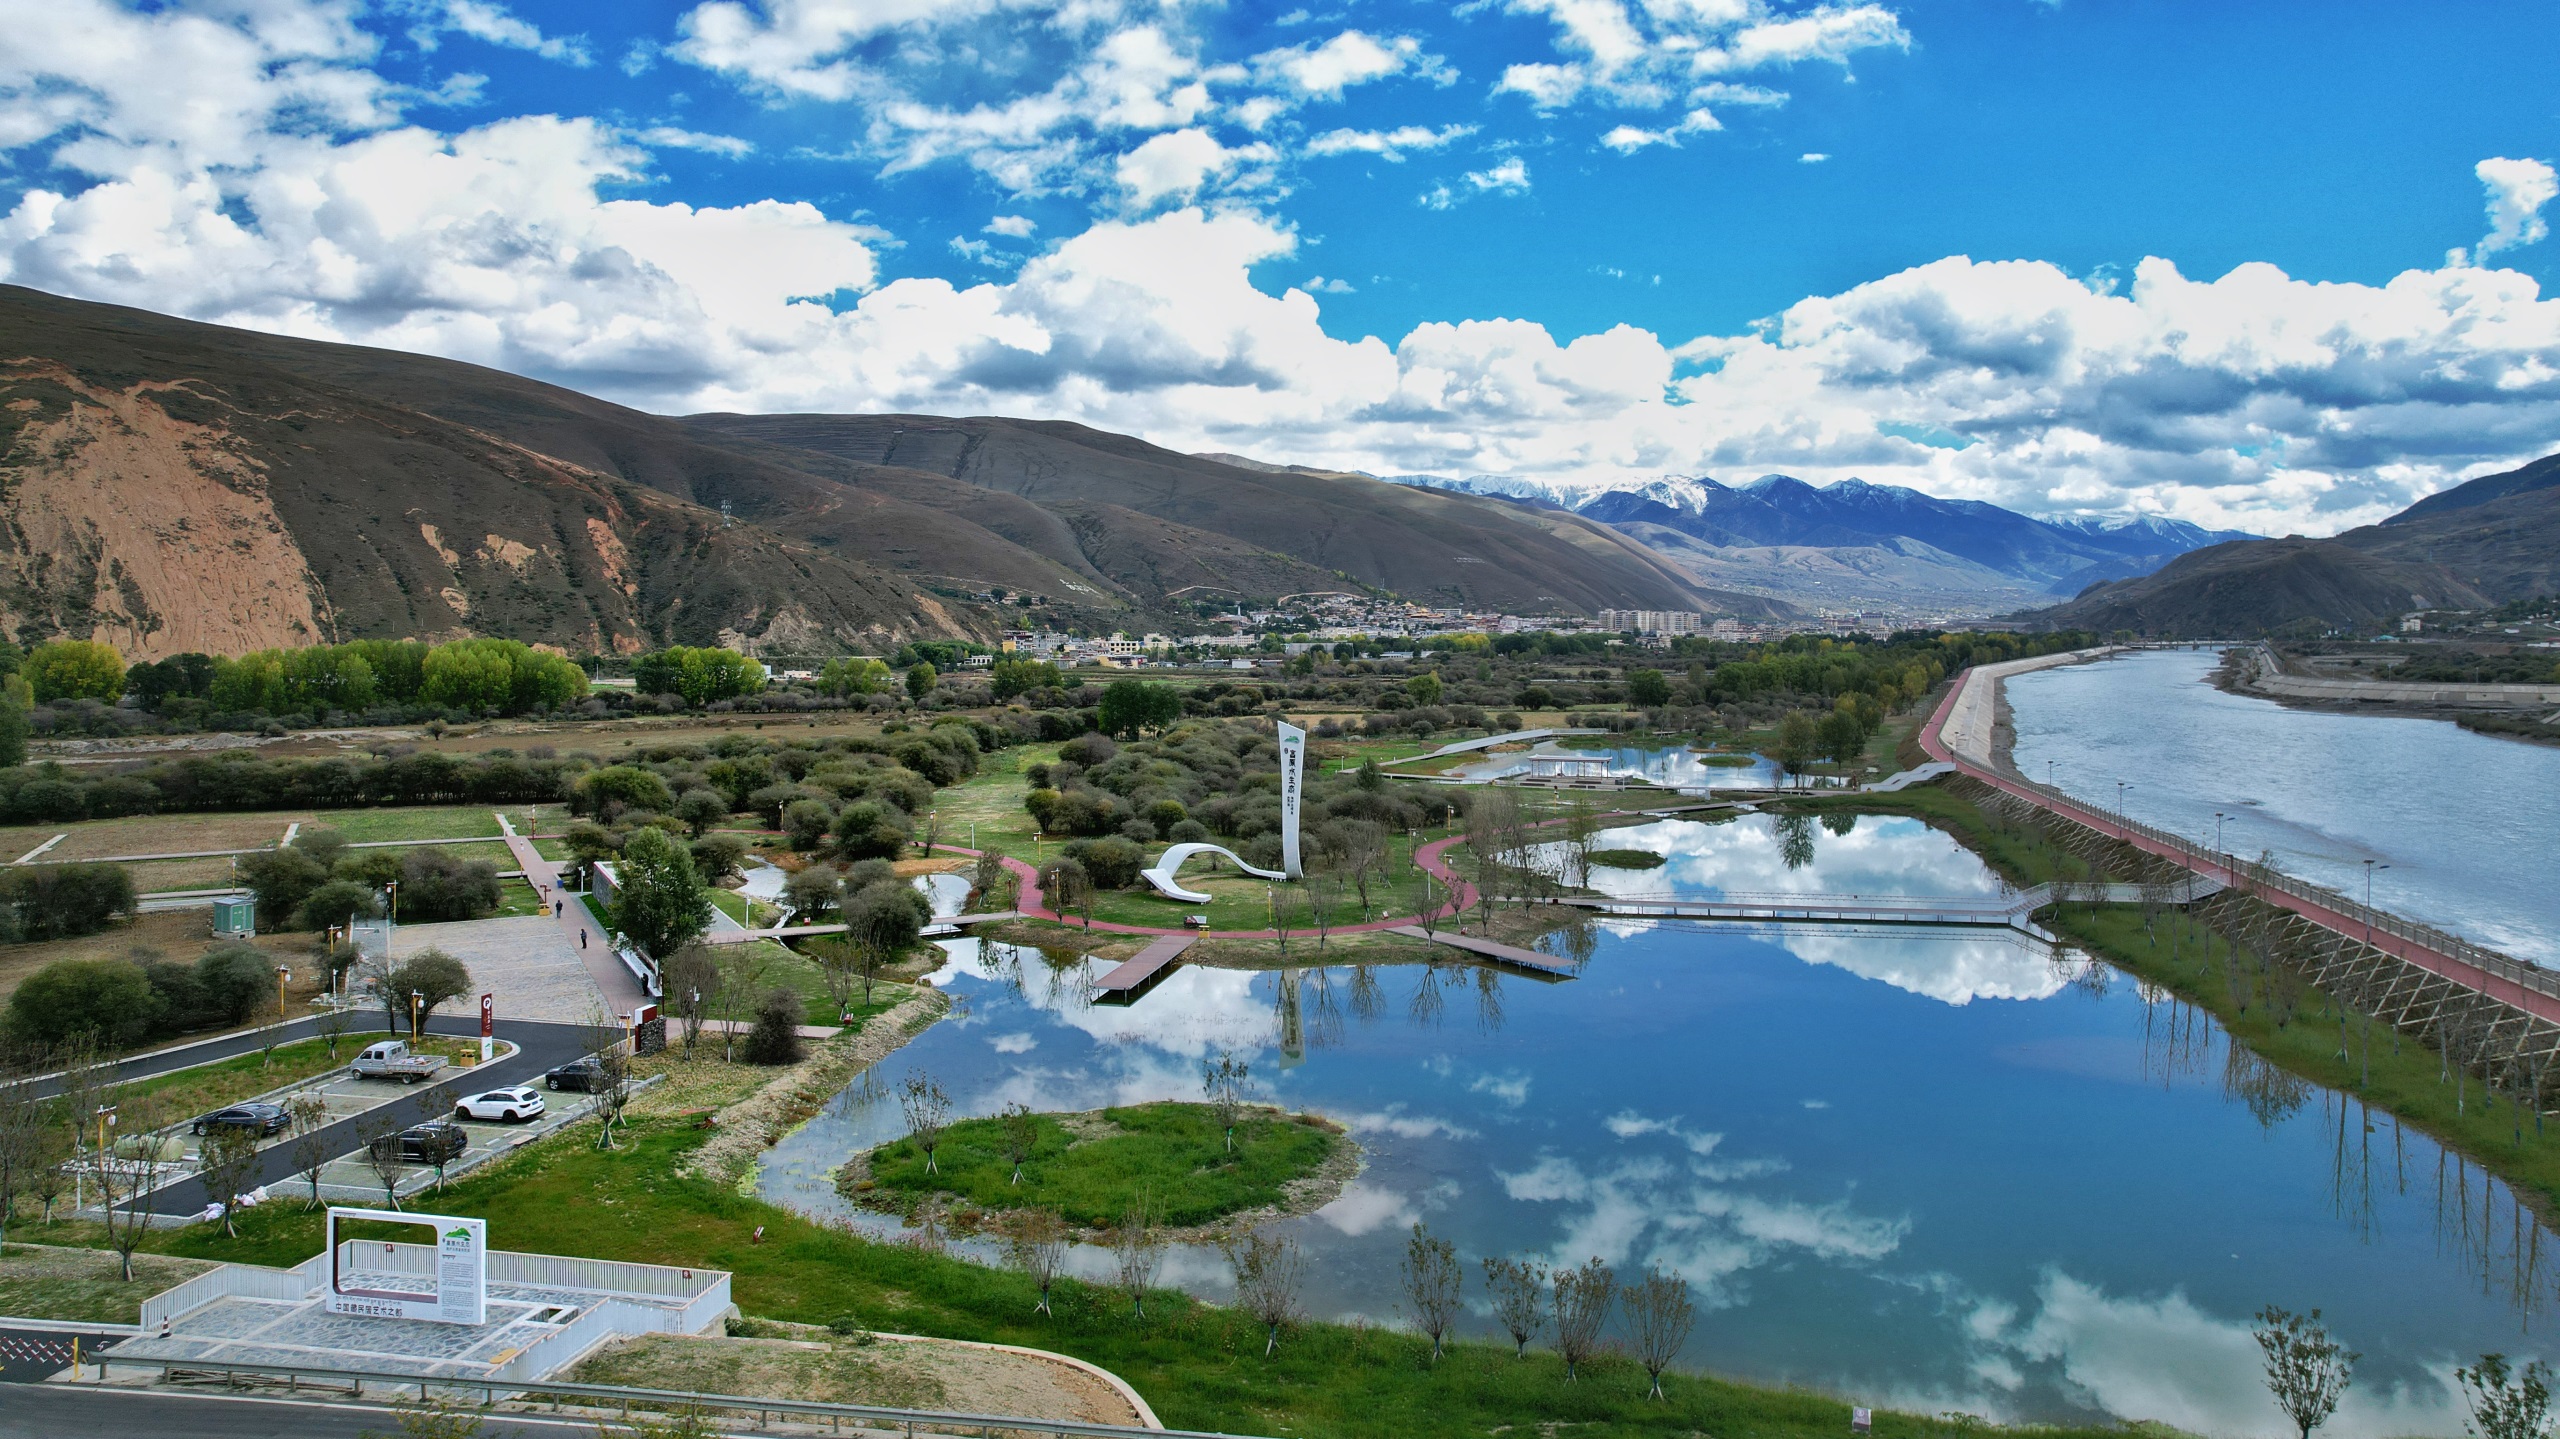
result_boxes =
[1386,927,1576,979]
[1092,934,1197,1001]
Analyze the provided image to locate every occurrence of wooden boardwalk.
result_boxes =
[1092,935,1197,1000]
[1385,926,1576,978]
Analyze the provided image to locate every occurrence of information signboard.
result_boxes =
[1276,721,1305,878]
[323,1207,487,1325]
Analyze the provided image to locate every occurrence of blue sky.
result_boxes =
[5,0,2559,533]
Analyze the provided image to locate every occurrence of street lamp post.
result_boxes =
[274,965,291,1021]
[2362,860,2390,948]
[409,989,424,1041]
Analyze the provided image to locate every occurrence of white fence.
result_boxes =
[138,1252,329,1330]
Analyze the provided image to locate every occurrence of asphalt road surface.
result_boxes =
[0,1327,128,1384]
[140,1016,596,1216]
[0,1384,657,1438]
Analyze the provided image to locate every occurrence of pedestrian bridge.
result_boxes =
[1140,843,1286,903]
[1551,876,2220,934]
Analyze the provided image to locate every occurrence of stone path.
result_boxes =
[495,814,652,1018]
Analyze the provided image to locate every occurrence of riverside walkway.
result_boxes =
[1919,655,2560,1025]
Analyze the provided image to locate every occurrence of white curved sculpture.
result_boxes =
[1140,842,1287,903]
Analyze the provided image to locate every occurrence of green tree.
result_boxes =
[0,862,136,940]
[989,658,1062,701]
[195,943,277,1025]
[2254,1306,2356,1439]
[237,847,331,928]
[1625,668,1672,708]
[634,646,765,706]
[1097,680,1181,738]
[294,879,384,933]
[905,661,938,700]
[1775,710,1820,787]
[2458,1355,2554,1439]
[0,676,29,767]
[613,827,713,959]
[1405,671,1444,706]
[576,765,677,817]
[1816,708,1866,769]
[386,948,474,1029]
[673,791,728,837]
[24,640,124,703]
[818,657,891,697]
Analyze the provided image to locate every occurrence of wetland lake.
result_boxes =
[770,810,2547,1435]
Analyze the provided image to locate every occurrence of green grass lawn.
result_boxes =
[0,1245,216,1324]
[488,878,545,918]
[304,806,509,843]
[705,938,913,1030]
[862,1101,1340,1228]
[45,1106,2117,1439]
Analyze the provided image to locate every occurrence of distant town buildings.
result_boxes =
[1598,609,1703,636]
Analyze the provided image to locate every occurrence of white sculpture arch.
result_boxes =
[1140,842,1287,903]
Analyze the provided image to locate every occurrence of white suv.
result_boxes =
[453,1087,547,1123]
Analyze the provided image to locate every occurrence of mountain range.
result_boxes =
[2022,451,2560,636]
[1375,472,2255,612]
[0,285,1774,660]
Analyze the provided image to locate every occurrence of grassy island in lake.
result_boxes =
[853,1100,1343,1229]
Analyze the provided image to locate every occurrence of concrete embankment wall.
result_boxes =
[1936,646,2121,771]
[2240,643,2560,710]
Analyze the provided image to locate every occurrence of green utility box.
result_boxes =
[211,896,256,937]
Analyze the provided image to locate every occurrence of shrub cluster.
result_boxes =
[239,829,500,931]
[4,941,282,1048]
[0,861,136,942]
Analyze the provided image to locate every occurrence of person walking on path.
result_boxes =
[580,929,588,949]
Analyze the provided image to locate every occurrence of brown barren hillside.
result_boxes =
[1,284,1777,655]
[2024,448,2560,636]
[683,413,1789,618]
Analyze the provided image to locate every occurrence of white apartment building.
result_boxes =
[1598,609,1703,635]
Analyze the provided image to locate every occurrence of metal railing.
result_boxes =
[101,1355,1263,1438]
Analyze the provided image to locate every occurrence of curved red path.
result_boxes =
[1916,666,2560,1023]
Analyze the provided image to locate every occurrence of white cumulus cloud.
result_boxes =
[2476,156,2557,256]
[1113,128,1274,207]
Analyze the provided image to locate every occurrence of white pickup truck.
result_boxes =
[350,1039,447,1084]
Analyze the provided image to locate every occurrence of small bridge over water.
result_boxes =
[1552,877,2222,937]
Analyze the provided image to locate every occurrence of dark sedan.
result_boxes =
[394,1121,468,1165]
[190,1103,290,1138]
[544,1056,604,1092]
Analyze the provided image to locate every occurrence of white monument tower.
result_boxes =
[1276,720,1306,879]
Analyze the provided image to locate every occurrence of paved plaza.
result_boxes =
[392,916,607,1025]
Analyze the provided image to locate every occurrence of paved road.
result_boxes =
[0,1384,624,1438]
[0,1328,127,1384]
[25,1013,390,1101]
[140,1017,593,1217]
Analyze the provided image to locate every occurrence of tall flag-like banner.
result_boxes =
[1277,720,1306,879]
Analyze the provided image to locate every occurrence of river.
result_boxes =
[759,812,2544,1436]
[2005,647,2560,965]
